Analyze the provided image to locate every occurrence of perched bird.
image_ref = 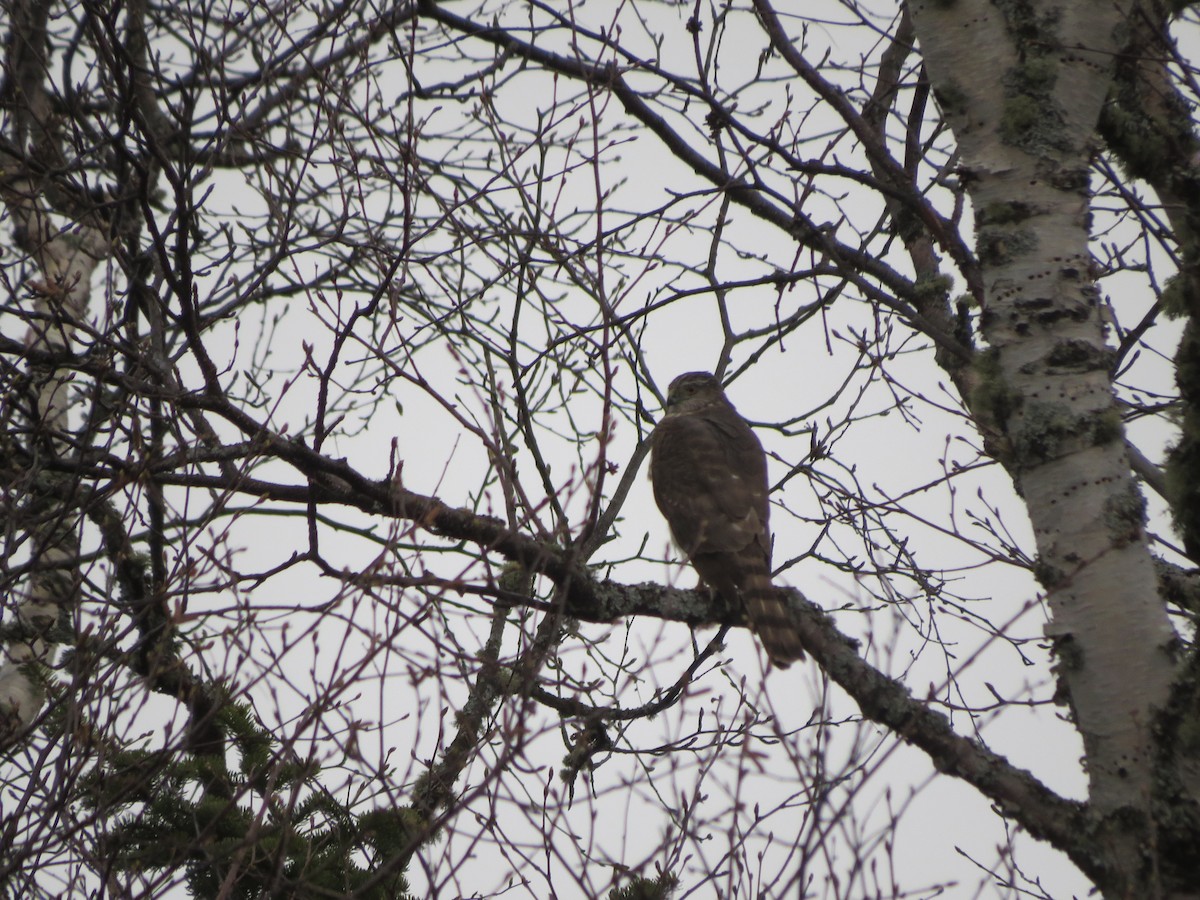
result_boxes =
[649,372,805,667]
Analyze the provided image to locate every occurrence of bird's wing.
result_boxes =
[651,411,770,558]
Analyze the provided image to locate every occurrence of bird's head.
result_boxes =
[664,371,726,415]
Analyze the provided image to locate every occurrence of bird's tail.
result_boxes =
[741,568,806,668]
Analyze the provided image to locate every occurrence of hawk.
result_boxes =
[649,372,805,667]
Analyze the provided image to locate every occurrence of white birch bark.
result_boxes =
[0,0,108,746]
[908,0,1183,891]
[0,198,104,746]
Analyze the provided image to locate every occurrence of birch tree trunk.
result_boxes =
[0,0,106,747]
[909,0,1195,894]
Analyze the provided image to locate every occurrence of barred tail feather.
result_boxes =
[691,548,805,667]
[741,570,805,668]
